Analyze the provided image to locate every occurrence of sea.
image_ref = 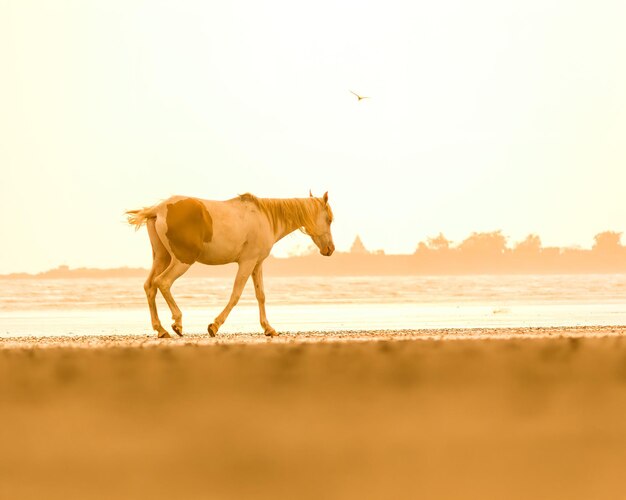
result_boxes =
[1,274,626,337]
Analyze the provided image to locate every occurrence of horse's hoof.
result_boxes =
[208,323,218,337]
[172,324,183,337]
[264,328,278,337]
[158,330,172,339]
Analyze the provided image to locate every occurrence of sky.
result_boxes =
[2,0,626,273]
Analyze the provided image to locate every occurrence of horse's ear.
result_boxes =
[323,191,329,204]
[309,189,313,197]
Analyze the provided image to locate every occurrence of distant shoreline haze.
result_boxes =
[3,230,626,278]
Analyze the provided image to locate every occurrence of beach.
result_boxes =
[5,0,626,497]
[2,327,626,499]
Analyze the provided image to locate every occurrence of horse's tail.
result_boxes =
[126,205,158,230]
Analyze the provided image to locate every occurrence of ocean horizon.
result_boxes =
[2,274,626,337]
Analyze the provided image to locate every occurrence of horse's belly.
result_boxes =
[196,244,238,266]
[192,213,270,265]
[196,255,235,266]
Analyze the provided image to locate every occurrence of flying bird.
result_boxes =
[349,90,370,101]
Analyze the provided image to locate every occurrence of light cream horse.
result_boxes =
[127,192,335,338]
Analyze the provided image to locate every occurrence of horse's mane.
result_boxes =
[238,193,332,233]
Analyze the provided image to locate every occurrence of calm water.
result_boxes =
[1,275,626,337]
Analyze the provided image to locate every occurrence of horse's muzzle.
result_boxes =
[321,243,335,256]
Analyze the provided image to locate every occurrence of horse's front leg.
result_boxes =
[208,259,256,337]
[252,262,277,336]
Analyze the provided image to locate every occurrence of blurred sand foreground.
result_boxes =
[2,327,626,500]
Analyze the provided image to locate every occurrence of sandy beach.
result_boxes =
[5,0,626,497]
[1,326,626,499]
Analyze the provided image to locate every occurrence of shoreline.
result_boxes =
[2,324,626,349]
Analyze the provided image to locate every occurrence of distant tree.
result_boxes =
[458,230,507,255]
[350,235,369,254]
[593,231,622,252]
[514,234,542,255]
[427,233,451,251]
[287,243,317,257]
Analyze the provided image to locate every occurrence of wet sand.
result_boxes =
[2,327,626,499]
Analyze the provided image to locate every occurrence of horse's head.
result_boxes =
[307,191,335,257]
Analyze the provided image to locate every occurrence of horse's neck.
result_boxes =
[274,219,299,242]
[269,198,314,243]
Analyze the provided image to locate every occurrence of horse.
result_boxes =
[126,192,335,338]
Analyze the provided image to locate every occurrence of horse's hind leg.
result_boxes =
[145,219,171,338]
[154,259,190,337]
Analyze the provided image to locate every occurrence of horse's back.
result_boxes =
[153,195,271,266]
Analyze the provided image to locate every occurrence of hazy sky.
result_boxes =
[2,0,626,273]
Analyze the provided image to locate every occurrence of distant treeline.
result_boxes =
[3,230,626,279]
[409,230,626,274]
[264,230,626,275]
